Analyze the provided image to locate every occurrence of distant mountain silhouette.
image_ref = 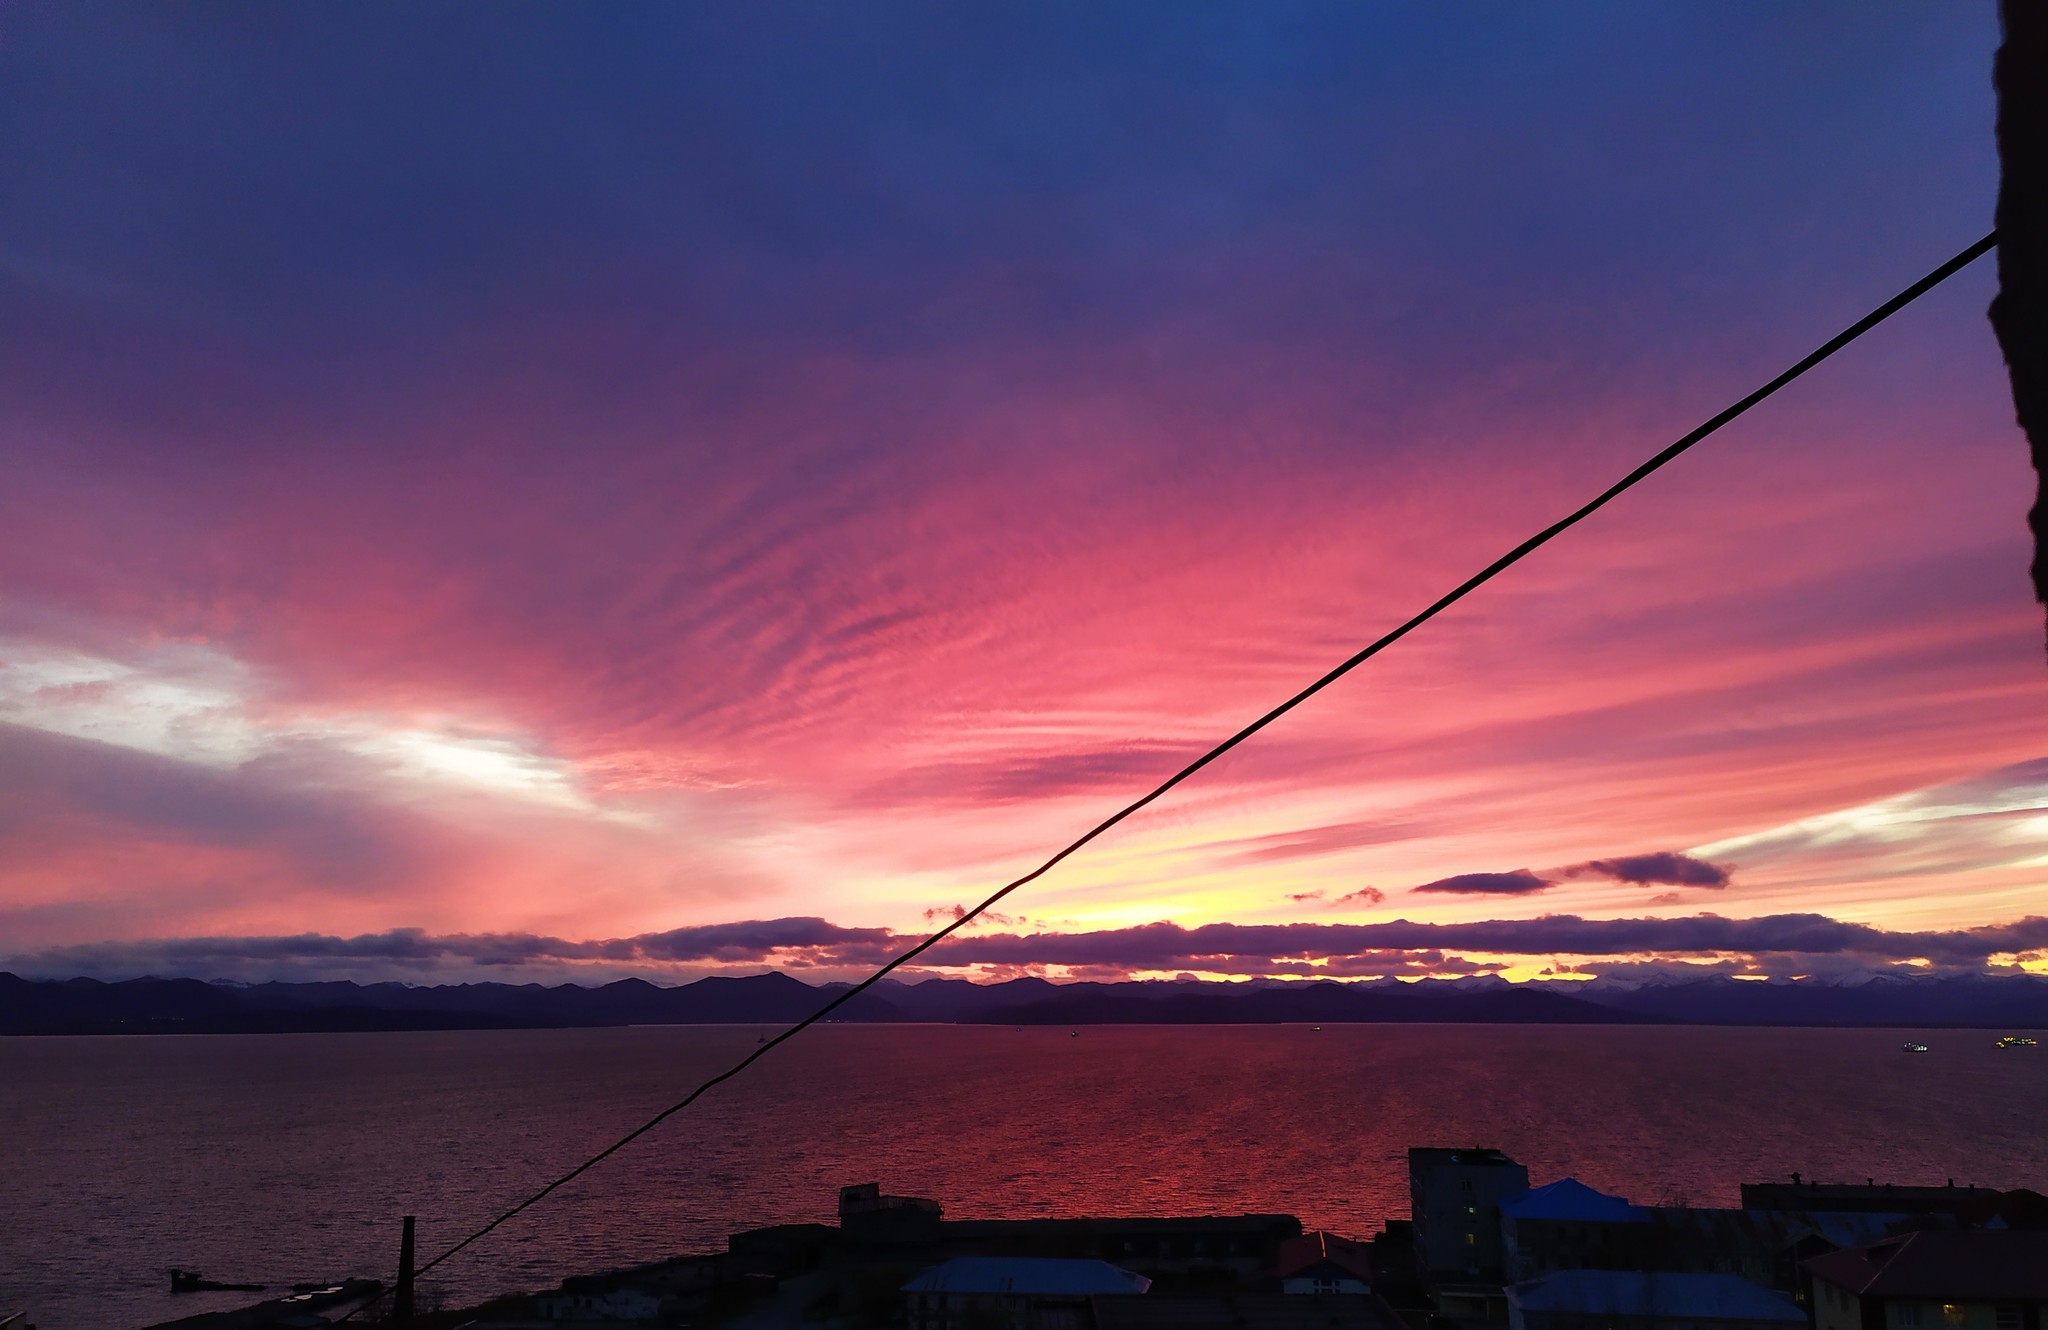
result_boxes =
[933,977,1650,1025]
[0,970,906,1035]
[2,969,2044,1035]
[1576,973,2048,1028]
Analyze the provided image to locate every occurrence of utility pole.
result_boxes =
[393,1216,416,1322]
[1991,0,2048,655]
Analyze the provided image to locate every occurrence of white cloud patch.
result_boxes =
[1690,758,2048,879]
[0,636,601,816]
[0,638,258,764]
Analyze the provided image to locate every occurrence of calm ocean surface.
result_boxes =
[4,1023,2045,1330]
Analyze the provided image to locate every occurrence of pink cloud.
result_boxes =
[0,5,2035,956]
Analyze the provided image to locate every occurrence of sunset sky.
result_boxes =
[2,3,2042,985]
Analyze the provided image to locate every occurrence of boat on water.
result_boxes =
[169,1270,265,1294]
[1902,1042,1929,1053]
[1995,1035,2039,1049]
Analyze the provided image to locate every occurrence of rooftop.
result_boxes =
[1804,1230,2048,1299]
[1644,1206,1907,1255]
[1092,1293,1406,1330]
[1501,1178,1646,1224]
[839,1182,942,1216]
[946,1213,1300,1236]
[1741,1181,1992,1213]
[902,1257,1151,1297]
[1409,1147,1523,1169]
[1277,1231,1374,1282]
[1509,1271,1804,1323]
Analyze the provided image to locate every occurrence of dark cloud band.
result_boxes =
[1412,869,1553,895]
[1565,852,1730,888]
[10,911,2045,982]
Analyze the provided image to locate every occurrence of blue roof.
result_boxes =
[903,1257,1151,1296]
[1501,1178,1646,1223]
[1771,1210,1912,1251]
[1510,1271,1804,1322]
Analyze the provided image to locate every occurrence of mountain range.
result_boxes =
[4,969,2046,1035]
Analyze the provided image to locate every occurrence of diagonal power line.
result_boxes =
[358,231,1996,1310]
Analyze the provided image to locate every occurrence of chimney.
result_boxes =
[394,1216,416,1321]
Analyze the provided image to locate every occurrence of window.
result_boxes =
[1897,1305,1922,1329]
[1995,1308,2022,1330]
[1944,1307,1966,1328]
[1467,1206,1477,1215]
[1466,1233,1477,1247]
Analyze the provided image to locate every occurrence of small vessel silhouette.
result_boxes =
[170,1270,265,1294]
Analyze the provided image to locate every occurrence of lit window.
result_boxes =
[1466,1233,1477,1247]
[1944,1307,1966,1328]
[1467,1206,1477,1215]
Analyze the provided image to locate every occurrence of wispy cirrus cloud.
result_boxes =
[1222,820,1424,865]
[920,906,1023,927]
[865,741,1209,807]
[1282,885,1386,908]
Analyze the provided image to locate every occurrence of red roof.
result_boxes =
[1804,1230,2048,1299]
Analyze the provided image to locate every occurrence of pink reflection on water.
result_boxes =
[3,1023,2043,1330]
